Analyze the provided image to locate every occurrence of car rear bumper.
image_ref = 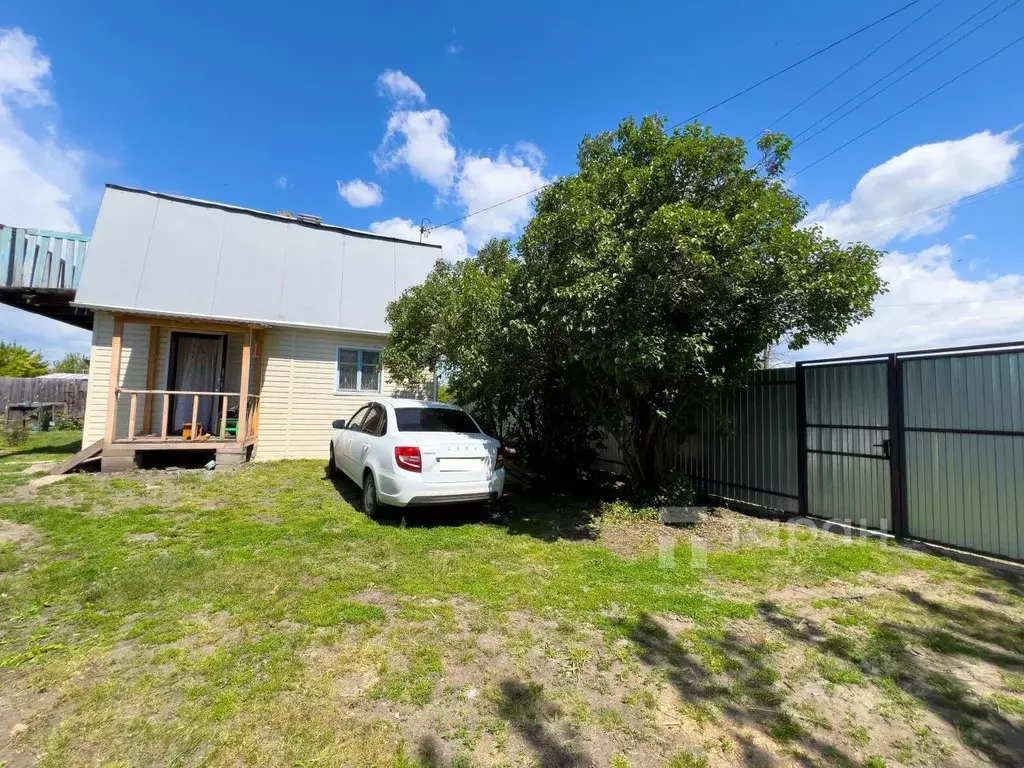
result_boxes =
[405,492,499,506]
[377,470,505,507]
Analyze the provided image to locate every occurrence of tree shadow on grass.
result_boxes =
[322,466,605,541]
[415,734,443,767]
[494,492,604,542]
[494,679,591,766]
[412,680,589,767]
[0,433,82,458]
[619,613,862,767]
[755,595,1024,766]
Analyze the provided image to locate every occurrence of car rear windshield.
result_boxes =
[394,407,480,433]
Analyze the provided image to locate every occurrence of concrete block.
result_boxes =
[659,506,707,526]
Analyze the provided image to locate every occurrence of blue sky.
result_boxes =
[0,0,1022,361]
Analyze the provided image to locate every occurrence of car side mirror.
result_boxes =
[332,419,346,430]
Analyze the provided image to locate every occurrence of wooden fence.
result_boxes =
[0,376,88,420]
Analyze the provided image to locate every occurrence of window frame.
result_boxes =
[335,346,384,394]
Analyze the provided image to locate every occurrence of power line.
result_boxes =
[847,176,1024,240]
[785,32,1024,181]
[788,0,1008,142]
[431,185,549,230]
[427,3,1015,234]
[669,0,925,128]
[750,0,948,141]
[790,0,1021,150]
[427,2,927,232]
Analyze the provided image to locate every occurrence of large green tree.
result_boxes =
[384,239,597,472]
[515,116,884,487]
[0,340,49,377]
[386,116,885,491]
[384,239,517,430]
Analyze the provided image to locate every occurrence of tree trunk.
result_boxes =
[620,399,670,493]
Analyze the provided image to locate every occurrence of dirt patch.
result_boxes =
[19,461,55,475]
[126,532,161,544]
[250,514,282,526]
[598,507,786,557]
[0,520,37,546]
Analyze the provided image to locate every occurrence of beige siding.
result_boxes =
[82,312,156,444]
[84,317,420,458]
[255,327,420,461]
[83,315,252,445]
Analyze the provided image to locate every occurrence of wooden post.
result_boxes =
[190,395,199,440]
[127,393,137,442]
[160,394,169,441]
[104,316,124,443]
[142,325,160,435]
[220,395,228,438]
[237,328,252,443]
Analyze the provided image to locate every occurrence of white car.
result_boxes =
[328,398,505,516]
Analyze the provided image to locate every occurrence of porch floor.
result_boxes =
[102,435,256,472]
[110,435,253,449]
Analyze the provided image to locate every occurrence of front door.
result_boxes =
[167,332,227,436]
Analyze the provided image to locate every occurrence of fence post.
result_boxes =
[795,362,809,518]
[887,354,909,540]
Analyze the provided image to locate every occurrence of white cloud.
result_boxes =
[274,175,289,189]
[796,243,1024,358]
[0,28,85,232]
[0,304,89,362]
[805,130,1020,246]
[446,43,463,55]
[457,143,548,247]
[376,69,426,105]
[375,108,457,191]
[370,216,468,261]
[0,28,90,355]
[0,28,50,105]
[336,178,383,208]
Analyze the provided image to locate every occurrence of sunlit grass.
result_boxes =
[1,431,1022,766]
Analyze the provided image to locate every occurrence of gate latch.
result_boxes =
[873,438,891,459]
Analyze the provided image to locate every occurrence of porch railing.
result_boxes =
[113,389,260,443]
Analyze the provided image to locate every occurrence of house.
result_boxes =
[72,184,440,471]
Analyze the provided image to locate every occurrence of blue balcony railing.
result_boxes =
[0,225,90,291]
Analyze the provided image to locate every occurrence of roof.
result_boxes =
[73,185,441,334]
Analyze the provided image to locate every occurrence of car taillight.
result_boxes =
[495,446,505,470]
[394,446,422,472]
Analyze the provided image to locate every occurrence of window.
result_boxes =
[347,405,371,431]
[337,348,382,392]
[361,405,386,436]
[394,407,480,434]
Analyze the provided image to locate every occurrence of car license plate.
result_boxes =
[439,458,483,472]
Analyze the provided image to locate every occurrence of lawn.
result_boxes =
[2,432,1024,767]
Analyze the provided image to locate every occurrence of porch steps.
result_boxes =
[49,439,104,475]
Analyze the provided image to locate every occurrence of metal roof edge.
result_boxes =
[102,184,443,250]
[72,302,391,337]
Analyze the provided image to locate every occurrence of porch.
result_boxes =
[100,314,266,472]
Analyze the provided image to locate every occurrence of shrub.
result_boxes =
[0,418,29,447]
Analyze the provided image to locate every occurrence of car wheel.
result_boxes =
[362,472,378,517]
[328,444,340,478]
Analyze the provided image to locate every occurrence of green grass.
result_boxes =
[1,431,1022,766]
[666,750,709,768]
